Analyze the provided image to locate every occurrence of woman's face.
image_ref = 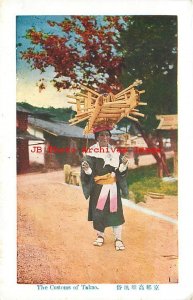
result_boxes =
[97,131,111,147]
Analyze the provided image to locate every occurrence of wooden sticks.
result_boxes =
[68,80,146,133]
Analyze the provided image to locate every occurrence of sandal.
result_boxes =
[93,236,104,247]
[115,239,125,251]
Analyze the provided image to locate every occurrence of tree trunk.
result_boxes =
[135,122,170,177]
[171,131,178,177]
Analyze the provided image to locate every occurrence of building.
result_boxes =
[28,116,94,168]
[16,105,43,174]
[156,114,178,177]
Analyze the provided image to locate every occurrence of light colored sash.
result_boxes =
[96,182,117,212]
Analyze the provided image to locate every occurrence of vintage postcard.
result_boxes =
[1,0,193,299]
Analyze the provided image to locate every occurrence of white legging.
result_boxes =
[97,225,122,240]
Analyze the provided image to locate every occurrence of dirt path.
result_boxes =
[17,170,178,284]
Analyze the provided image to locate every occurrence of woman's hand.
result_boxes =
[82,161,90,172]
[122,153,130,165]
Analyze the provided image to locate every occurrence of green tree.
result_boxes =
[119,16,177,132]
[20,16,177,133]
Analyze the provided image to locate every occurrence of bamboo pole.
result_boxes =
[76,100,81,112]
[70,115,90,125]
[116,92,131,100]
[76,111,92,117]
[115,80,142,98]
[103,104,131,108]
[84,95,88,110]
[67,94,77,99]
[126,115,139,122]
[69,111,92,122]
[116,93,138,103]
[109,92,116,102]
[97,118,117,121]
[86,95,104,132]
[100,108,125,113]
[104,100,128,105]
[121,92,138,116]
[69,117,79,123]
[74,108,93,113]
[131,111,145,117]
[138,102,147,105]
[115,85,135,98]
[67,95,85,103]
[127,89,137,103]
[76,97,86,102]
[67,95,85,102]
[75,92,97,102]
[68,79,145,134]
[69,113,91,123]
[67,101,77,104]
[87,91,92,109]
[98,113,122,118]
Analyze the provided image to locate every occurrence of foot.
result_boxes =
[93,236,104,247]
[115,239,125,251]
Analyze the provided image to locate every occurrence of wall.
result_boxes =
[17,139,29,174]
[17,112,28,131]
[28,141,45,165]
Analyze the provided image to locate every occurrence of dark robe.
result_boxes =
[81,155,128,232]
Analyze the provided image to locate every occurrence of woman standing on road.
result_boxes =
[81,126,129,251]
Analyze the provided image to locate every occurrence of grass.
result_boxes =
[127,158,178,203]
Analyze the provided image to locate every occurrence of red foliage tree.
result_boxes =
[21,16,128,93]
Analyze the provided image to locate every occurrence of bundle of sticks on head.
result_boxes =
[68,79,147,134]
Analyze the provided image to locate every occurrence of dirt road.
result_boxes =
[17,170,178,284]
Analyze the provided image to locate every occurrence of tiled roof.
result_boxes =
[156,115,177,130]
[28,116,94,139]
[17,128,44,141]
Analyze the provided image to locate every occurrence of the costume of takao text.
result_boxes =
[81,143,129,233]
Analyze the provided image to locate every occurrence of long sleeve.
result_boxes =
[119,163,127,173]
[116,155,129,199]
[84,167,92,175]
[80,156,94,199]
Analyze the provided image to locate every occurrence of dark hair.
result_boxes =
[94,130,112,141]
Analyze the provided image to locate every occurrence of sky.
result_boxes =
[16,16,77,108]
[16,15,125,109]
